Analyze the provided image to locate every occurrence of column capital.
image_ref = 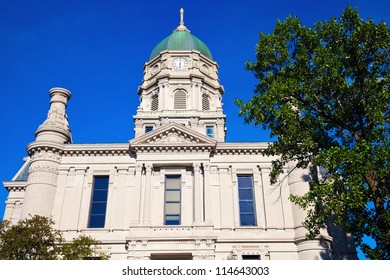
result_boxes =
[145,163,153,172]
[136,164,143,172]
[193,162,201,171]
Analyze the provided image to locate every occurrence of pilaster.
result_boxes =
[142,163,152,225]
[131,164,143,225]
[193,162,203,225]
[203,163,213,225]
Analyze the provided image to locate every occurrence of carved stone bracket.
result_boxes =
[232,245,270,260]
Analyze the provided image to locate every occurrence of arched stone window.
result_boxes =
[151,94,158,111]
[202,94,210,111]
[174,90,187,109]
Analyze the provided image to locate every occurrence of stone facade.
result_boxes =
[2,10,356,260]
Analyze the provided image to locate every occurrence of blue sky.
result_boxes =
[1,0,389,259]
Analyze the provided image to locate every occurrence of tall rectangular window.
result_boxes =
[238,175,256,226]
[89,176,109,228]
[164,175,181,225]
[206,125,214,138]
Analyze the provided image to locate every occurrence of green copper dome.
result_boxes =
[150,31,212,60]
[149,9,212,60]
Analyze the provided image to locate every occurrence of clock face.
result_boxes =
[172,57,188,70]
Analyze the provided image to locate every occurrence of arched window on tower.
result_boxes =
[151,94,158,111]
[202,94,210,111]
[174,90,187,109]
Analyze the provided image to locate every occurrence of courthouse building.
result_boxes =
[3,10,356,260]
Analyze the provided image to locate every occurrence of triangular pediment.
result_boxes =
[129,122,217,149]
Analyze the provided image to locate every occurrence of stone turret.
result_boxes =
[35,87,72,143]
[20,88,71,219]
[288,163,333,259]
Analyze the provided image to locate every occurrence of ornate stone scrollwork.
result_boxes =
[28,163,59,175]
[30,150,62,162]
[232,245,270,260]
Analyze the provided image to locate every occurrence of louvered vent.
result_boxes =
[202,94,210,111]
[151,94,158,111]
[174,91,187,109]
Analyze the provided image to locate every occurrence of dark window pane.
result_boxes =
[238,175,256,226]
[93,177,109,190]
[238,176,253,189]
[239,189,253,200]
[91,202,107,215]
[239,201,255,212]
[89,176,109,228]
[165,219,180,225]
[206,126,214,138]
[92,190,108,201]
[89,215,106,228]
[242,255,260,260]
[240,214,255,226]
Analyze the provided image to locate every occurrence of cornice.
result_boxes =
[27,141,65,155]
[3,181,27,192]
[62,143,130,157]
[131,144,215,154]
[27,141,272,157]
[215,142,270,155]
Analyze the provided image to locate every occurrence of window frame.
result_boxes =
[174,90,187,110]
[242,255,261,260]
[151,94,159,111]
[164,175,182,225]
[237,175,257,226]
[206,125,215,138]
[145,125,153,133]
[88,176,109,228]
[202,94,210,111]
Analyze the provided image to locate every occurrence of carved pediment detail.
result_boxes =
[130,123,216,147]
[146,128,201,145]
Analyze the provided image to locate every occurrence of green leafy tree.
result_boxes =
[235,6,390,259]
[0,215,107,260]
[62,235,108,260]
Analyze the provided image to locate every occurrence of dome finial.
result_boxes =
[175,8,190,32]
[180,8,184,26]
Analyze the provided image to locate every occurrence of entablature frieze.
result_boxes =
[131,144,215,154]
[215,143,269,156]
[27,141,65,157]
[62,144,130,157]
[125,234,218,251]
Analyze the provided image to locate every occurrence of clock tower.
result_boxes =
[133,9,226,142]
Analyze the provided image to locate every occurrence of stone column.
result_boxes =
[158,84,164,111]
[124,167,135,228]
[142,163,152,225]
[193,163,203,225]
[203,163,213,225]
[219,166,234,229]
[131,164,143,224]
[216,118,225,142]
